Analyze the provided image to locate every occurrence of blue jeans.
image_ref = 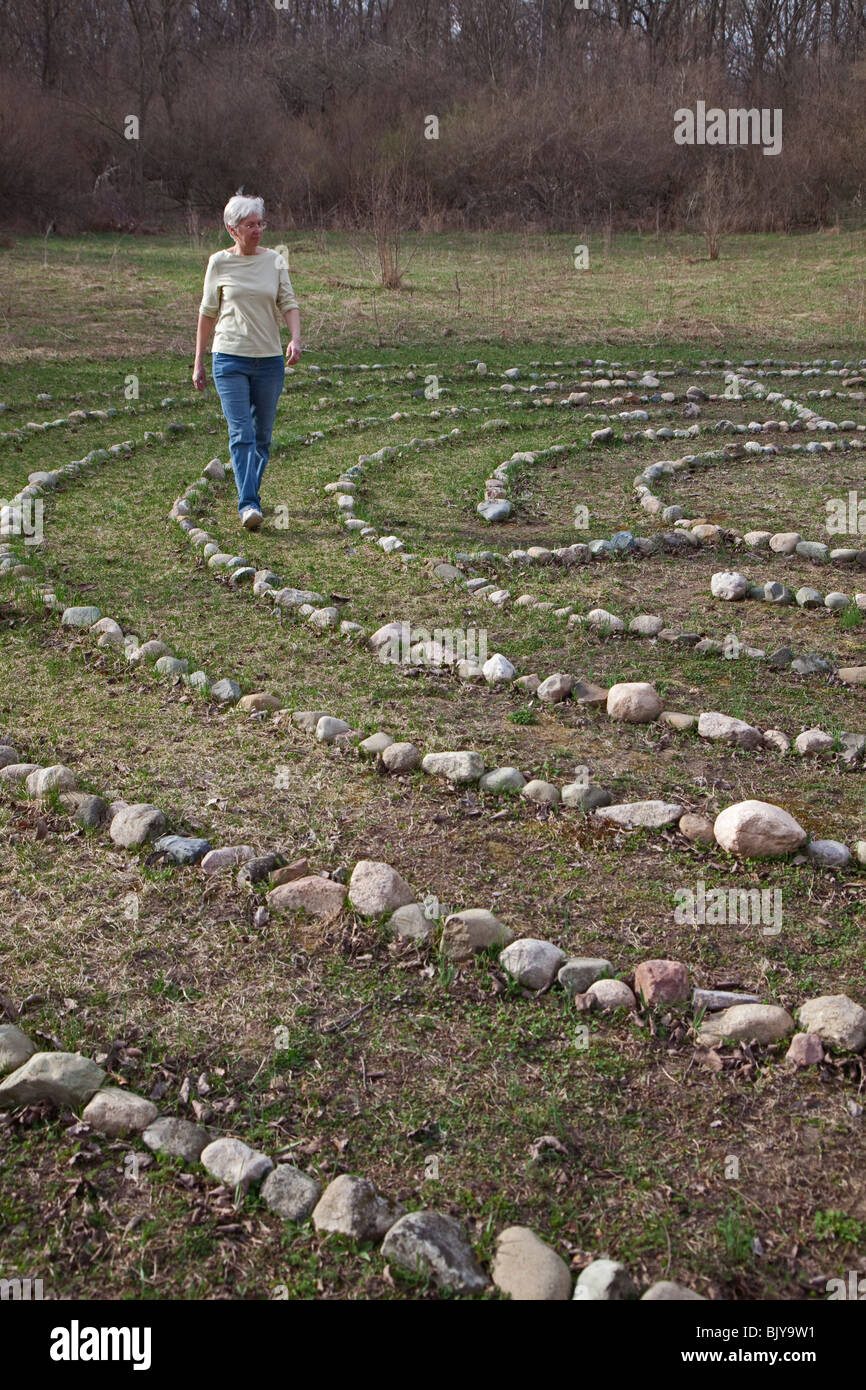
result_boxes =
[211,353,285,515]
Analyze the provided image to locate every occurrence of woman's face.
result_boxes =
[231,214,264,252]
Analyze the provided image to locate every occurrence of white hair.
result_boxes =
[223,191,265,232]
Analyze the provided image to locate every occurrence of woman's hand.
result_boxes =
[286,338,302,366]
[192,362,207,391]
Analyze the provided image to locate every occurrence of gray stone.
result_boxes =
[536,673,573,703]
[806,839,851,868]
[25,764,77,797]
[561,783,611,811]
[210,679,242,704]
[59,792,108,828]
[641,1281,705,1301]
[586,608,624,633]
[697,712,763,749]
[442,908,514,960]
[710,571,749,601]
[61,605,101,628]
[693,989,761,1012]
[628,615,664,636]
[82,1087,158,1136]
[595,801,683,830]
[573,1259,638,1301]
[699,1003,794,1045]
[0,1025,37,1077]
[798,995,866,1052]
[492,1226,572,1300]
[479,766,526,793]
[558,958,612,995]
[110,803,166,848]
[200,845,256,874]
[315,716,352,742]
[521,779,560,805]
[359,732,394,757]
[313,1174,404,1240]
[421,751,484,783]
[381,1211,488,1293]
[499,938,567,990]
[0,1052,106,1108]
[200,1137,274,1192]
[795,727,834,756]
[389,903,434,941]
[142,1117,210,1163]
[607,682,662,723]
[477,500,512,522]
[261,1165,321,1223]
[0,745,20,770]
[153,834,212,865]
[291,710,330,732]
[586,979,637,1011]
[795,586,824,608]
[348,860,415,916]
[791,654,830,676]
[381,741,421,774]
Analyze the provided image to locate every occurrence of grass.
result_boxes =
[0,232,864,1301]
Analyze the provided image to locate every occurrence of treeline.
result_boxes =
[1,0,865,234]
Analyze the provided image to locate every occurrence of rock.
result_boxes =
[595,801,683,830]
[743,531,772,548]
[0,1025,36,1076]
[796,541,829,561]
[0,744,20,769]
[348,860,415,916]
[710,571,750,600]
[315,716,352,743]
[561,783,611,811]
[762,728,791,753]
[499,939,567,990]
[0,1052,105,1108]
[713,800,806,858]
[359,732,394,757]
[769,532,801,554]
[558,959,612,995]
[0,762,39,783]
[573,1259,638,1301]
[261,1165,321,1222]
[697,712,763,749]
[795,586,824,608]
[200,845,256,874]
[292,709,330,732]
[269,859,310,887]
[482,653,516,685]
[634,959,689,1006]
[238,692,282,713]
[679,813,714,844]
[791,654,831,676]
[785,1033,825,1066]
[479,767,526,793]
[586,608,625,633]
[477,500,512,522]
[794,728,834,756]
[442,908,514,960]
[142,1117,210,1162]
[421,751,484,783]
[267,876,347,919]
[109,803,166,849]
[381,741,421,774]
[130,639,170,663]
[308,606,339,629]
[806,839,851,868]
[60,792,107,828]
[572,679,609,706]
[699,1003,794,1045]
[90,617,123,641]
[201,1137,273,1192]
[536,673,574,703]
[155,656,189,677]
[382,1210,489,1292]
[628,615,664,636]
[313,1174,404,1240]
[82,1087,158,1136]
[152,834,211,865]
[836,666,866,685]
[521,779,560,805]
[389,903,434,941]
[61,605,101,628]
[825,592,850,611]
[606,682,662,723]
[693,989,761,1012]
[586,979,636,1011]
[210,678,241,704]
[514,674,541,695]
[25,764,77,797]
[492,1226,572,1300]
[237,853,285,886]
[641,1281,706,1301]
[798,995,866,1052]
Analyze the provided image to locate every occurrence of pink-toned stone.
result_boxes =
[634,959,690,1006]
[266,875,347,919]
[785,1032,824,1067]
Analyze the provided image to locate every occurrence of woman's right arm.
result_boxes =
[193,313,215,390]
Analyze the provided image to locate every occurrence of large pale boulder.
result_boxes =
[441,909,513,960]
[606,682,662,723]
[493,1226,572,1300]
[797,995,866,1052]
[699,1003,794,1045]
[713,800,806,858]
[348,860,415,916]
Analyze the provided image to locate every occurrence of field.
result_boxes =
[0,229,865,1302]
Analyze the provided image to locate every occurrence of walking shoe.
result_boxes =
[241,507,263,531]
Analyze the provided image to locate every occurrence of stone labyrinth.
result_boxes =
[1,353,865,1300]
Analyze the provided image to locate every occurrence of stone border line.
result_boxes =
[2,739,865,1299]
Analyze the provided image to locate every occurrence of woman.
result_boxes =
[192,191,302,529]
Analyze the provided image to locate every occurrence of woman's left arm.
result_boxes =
[283,307,301,365]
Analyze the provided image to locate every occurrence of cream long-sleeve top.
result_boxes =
[199,247,299,357]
